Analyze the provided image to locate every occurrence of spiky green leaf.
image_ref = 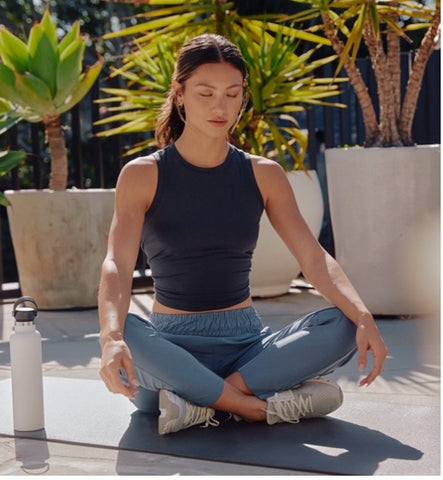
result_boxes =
[56,58,102,114]
[0,109,22,134]
[0,63,24,106]
[0,148,26,205]
[0,149,26,175]
[54,37,85,105]
[58,21,80,54]
[0,28,29,74]
[28,24,58,97]
[14,71,53,116]
[40,6,58,50]
[0,98,12,114]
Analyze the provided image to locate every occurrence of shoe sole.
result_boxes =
[158,389,175,435]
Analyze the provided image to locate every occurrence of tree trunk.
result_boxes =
[399,3,440,145]
[43,114,68,191]
[321,11,380,146]
[386,9,401,120]
[363,17,401,146]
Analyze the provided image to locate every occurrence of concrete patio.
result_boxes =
[0,279,440,475]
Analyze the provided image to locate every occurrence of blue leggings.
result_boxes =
[123,306,357,414]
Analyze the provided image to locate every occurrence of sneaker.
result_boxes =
[266,377,343,425]
[158,389,219,435]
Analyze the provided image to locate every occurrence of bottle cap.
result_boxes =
[13,296,38,322]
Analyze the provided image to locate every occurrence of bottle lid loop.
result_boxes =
[13,296,38,322]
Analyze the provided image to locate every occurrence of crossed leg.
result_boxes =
[125,307,357,422]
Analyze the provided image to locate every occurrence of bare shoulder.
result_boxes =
[116,153,159,211]
[119,154,157,181]
[249,154,289,198]
[250,154,285,179]
[117,154,158,188]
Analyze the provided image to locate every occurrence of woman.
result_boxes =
[98,34,388,435]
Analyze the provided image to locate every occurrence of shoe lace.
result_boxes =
[184,405,220,429]
[271,394,314,423]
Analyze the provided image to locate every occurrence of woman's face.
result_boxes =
[176,61,244,139]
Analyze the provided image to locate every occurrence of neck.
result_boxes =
[174,135,230,168]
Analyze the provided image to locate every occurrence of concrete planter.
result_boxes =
[5,189,115,309]
[325,145,440,315]
[250,170,324,297]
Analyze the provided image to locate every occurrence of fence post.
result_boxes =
[70,105,83,188]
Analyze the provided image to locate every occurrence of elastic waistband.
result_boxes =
[149,306,263,337]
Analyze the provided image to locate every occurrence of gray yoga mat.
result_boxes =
[0,377,439,475]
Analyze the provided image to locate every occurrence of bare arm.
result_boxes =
[252,158,388,386]
[98,156,157,398]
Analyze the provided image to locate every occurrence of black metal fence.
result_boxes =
[1,50,440,299]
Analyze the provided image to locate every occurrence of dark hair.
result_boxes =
[155,34,248,147]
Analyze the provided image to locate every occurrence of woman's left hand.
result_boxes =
[355,315,388,387]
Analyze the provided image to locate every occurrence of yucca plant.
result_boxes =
[234,24,345,168]
[0,6,103,190]
[95,0,345,168]
[288,0,440,147]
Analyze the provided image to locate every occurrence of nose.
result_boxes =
[212,95,227,116]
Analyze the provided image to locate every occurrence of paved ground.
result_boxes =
[0,280,440,475]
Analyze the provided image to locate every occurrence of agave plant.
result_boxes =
[95,0,345,168]
[0,6,103,190]
[288,0,441,147]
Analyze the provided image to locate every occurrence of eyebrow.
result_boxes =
[195,82,242,89]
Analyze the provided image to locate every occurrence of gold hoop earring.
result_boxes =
[176,103,186,124]
[230,101,247,134]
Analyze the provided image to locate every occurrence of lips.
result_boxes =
[208,119,228,126]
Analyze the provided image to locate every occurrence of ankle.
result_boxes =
[232,397,267,422]
[211,384,267,422]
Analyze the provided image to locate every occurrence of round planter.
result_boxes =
[325,145,440,315]
[250,170,324,297]
[5,189,115,309]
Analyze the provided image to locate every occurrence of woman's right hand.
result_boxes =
[99,335,139,399]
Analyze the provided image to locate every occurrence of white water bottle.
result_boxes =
[10,296,45,431]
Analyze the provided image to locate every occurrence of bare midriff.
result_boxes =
[152,296,253,314]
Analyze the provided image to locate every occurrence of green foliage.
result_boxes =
[287,0,441,146]
[0,7,103,122]
[0,5,103,189]
[0,148,26,206]
[96,0,345,169]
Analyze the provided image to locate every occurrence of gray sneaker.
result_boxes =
[158,389,219,435]
[266,377,343,425]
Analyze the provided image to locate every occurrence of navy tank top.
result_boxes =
[141,143,264,311]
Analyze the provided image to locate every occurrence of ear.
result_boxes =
[171,79,182,99]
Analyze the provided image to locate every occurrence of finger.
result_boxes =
[359,370,377,387]
[100,362,132,397]
[122,356,138,388]
[120,383,138,399]
[357,344,367,372]
[108,373,137,398]
[359,357,384,387]
[120,358,139,399]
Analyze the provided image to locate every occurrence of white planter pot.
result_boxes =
[250,170,324,297]
[5,189,115,309]
[325,145,440,315]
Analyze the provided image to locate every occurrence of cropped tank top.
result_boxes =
[141,144,264,311]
